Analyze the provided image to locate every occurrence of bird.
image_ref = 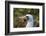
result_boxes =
[26,14,34,27]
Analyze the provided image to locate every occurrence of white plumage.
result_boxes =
[26,14,34,27]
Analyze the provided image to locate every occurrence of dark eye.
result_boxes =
[26,16,29,20]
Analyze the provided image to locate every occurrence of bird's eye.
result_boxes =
[26,16,29,20]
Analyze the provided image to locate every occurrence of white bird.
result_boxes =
[26,14,34,27]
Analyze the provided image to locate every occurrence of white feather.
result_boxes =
[26,14,34,27]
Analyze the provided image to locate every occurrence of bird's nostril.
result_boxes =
[24,19,26,21]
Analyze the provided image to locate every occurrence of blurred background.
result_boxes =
[13,8,39,28]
